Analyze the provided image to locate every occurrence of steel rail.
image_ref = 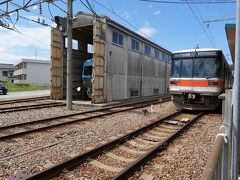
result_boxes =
[26,111,183,180]
[0,97,169,130]
[0,96,50,105]
[0,102,62,111]
[0,102,65,114]
[0,98,170,140]
[112,111,204,180]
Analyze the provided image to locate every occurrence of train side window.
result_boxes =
[181,59,193,78]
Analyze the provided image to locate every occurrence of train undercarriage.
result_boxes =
[171,93,221,110]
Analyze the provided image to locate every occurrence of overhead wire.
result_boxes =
[0,0,66,62]
[59,0,67,5]
[106,0,115,13]
[51,1,68,15]
[48,3,55,20]
[86,0,96,14]
[90,0,96,13]
[203,17,236,24]
[9,1,56,23]
[185,0,216,47]
[79,0,96,15]
[191,1,217,47]
[0,17,51,47]
[0,0,58,46]
[91,0,160,43]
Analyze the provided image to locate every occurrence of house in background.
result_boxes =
[14,59,50,86]
[0,63,14,82]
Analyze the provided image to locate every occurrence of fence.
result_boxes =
[201,89,232,180]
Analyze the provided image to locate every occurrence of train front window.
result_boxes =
[171,59,180,77]
[83,66,92,76]
[181,59,193,78]
[193,58,219,78]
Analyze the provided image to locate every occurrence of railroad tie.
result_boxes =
[139,173,154,180]
[119,146,147,154]
[105,152,136,163]
[89,160,124,172]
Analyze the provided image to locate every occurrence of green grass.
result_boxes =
[2,82,50,92]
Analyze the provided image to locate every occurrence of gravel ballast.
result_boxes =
[131,113,222,179]
[0,101,176,178]
[0,104,98,127]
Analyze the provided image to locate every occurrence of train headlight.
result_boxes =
[76,87,81,92]
[170,80,178,85]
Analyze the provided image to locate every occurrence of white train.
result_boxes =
[169,48,232,110]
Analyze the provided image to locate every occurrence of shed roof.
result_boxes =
[0,63,14,69]
[71,12,171,54]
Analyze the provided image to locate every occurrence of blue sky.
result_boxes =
[0,0,236,64]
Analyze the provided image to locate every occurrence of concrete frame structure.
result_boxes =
[51,12,171,103]
[0,63,14,82]
[14,59,50,86]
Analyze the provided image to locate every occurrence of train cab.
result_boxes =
[169,48,232,110]
[82,59,93,98]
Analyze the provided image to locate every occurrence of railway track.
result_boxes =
[0,97,170,141]
[0,96,50,105]
[0,101,65,114]
[21,110,203,180]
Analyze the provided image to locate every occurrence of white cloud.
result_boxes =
[32,5,38,10]
[121,11,138,20]
[153,10,161,15]
[123,11,130,20]
[0,25,51,63]
[137,21,158,37]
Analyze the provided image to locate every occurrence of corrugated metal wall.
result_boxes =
[105,24,171,101]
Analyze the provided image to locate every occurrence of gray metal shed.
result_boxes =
[51,12,171,103]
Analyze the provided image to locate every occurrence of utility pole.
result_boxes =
[231,0,240,179]
[67,0,73,110]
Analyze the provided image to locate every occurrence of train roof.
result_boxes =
[173,48,221,54]
[83,59,93,66]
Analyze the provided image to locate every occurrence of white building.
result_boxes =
[0,63,14,82]
[14,59,50,86]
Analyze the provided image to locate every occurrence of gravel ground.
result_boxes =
[0,104,98,127]
[130,113,222,179]
[62,112,189,180]
[0,101,176,178]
